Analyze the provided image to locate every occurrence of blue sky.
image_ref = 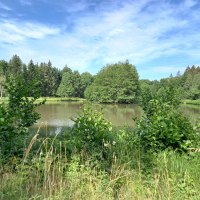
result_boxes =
[0,0,200,80]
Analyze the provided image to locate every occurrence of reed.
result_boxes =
[1,135,200,200]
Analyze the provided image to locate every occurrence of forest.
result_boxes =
[0,55,200,199]
[0,55,200,103]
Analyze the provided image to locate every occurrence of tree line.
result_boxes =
[0,55,199,103]
[0,55,94,98]
[140,65,200,101]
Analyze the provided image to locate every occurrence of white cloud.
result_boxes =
[0,0,200,79]
[0,20,60,44]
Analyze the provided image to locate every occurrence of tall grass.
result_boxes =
[1,133,200,200]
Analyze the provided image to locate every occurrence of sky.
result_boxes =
[0,0,200,80]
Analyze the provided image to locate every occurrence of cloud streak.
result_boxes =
[0,2,12,11]
[0,20,60,44]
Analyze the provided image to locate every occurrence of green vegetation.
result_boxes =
[0,77,44,158]
[139,66,200,105]
[57,67,93,98]
[35,97,86,103]
[0,55,199,199]
[85,61,140,103]
[1,78,200,199]
[183,99,200,105]
[137,99,196,152]
[1,55,200,104]
[0,97,86,104]
[137,84,198,152]
[1,144,200,200]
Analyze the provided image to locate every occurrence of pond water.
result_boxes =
[180,104,200,124]
[31,102,144,135]
[34,102,143,128]
[33,102,200,134]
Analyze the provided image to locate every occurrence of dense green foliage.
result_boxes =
[56,68,93,98]
[85,61,140,103]
[0,56,62,97]
[1,106,200,199]
[0,77,43,158]
[137,99,196,152]
[1,55,199,104]
[137,84,197,152]
[0,56,95,100]
[71,108,114,164]
[1,149,200,199]
[0,81,199,199]
[0,54,199,199]
[56,67,75,97]
[140,65,200,103]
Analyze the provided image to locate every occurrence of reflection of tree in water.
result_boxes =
[36,102,84,126]
[180,105,200,124]
[91,103,143,127]
[35,102,200,128]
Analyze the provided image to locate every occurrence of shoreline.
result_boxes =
[1,97,200,106]
[182,99,200,106]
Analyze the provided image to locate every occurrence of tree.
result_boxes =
[183,66,200,99]
[8,55,23,77]
[0,60,8,97]
[0,76,44,157]
[56,70,74,97]
[25,60,41,97]
[190,73,200,99]
[0,60,8,75]
[57,69,85,98]
[80,72,93,98]
[85,61,140,103]
[39,61,61,96]
[0,76,5,98]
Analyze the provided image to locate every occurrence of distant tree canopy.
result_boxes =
[0,55,199,102]
[139,65,200,101]
[56,69,93,98]
[85,61,140,103]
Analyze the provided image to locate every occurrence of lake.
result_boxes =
[33,102,200,134]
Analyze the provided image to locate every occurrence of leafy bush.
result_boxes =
[71,108,114,162]
[136,99,196,152]
[0,77,44,158]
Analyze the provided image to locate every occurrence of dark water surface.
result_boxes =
[33,102,200,134]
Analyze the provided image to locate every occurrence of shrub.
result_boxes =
[136,99,196,152]
[71,108,114,163]
[0,77,44,158]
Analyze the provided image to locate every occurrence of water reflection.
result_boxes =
[34,102,200,130]
[35,102,143,128]
[180,105,200,124]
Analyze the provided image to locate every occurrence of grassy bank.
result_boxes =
[1,105,200,199]
[182,99,200,105]
[0,97,8,103]
[1,138,200,200]
[0,97,86,104]
[35,97,86,104]
[2,97,200,105]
